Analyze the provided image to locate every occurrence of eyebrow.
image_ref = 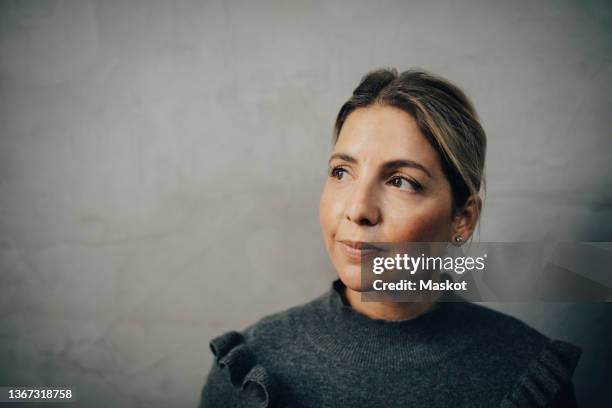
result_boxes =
[327,153,433,179]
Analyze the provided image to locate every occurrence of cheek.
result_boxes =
[319,184,338,246]
[383,198,452,242]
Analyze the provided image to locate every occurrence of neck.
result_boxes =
[342,285,438,321]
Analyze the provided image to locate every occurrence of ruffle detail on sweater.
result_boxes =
[499,339,582,407]
[209,330,279,408]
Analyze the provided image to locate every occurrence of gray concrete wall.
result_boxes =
[0,0,610,406]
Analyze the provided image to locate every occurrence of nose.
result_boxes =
[345,181,381,226]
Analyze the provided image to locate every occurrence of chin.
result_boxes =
[336,265,364,292]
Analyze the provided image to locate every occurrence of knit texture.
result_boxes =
[199,278,582,408]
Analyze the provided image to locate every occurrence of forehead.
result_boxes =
[335,105,441,170]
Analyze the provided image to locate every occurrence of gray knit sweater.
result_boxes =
[199,278,582,408]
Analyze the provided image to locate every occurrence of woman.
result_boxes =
[199,68,582,407]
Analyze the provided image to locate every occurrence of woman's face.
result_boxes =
[319,104,456,291]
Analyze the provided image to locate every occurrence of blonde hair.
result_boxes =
[333,67,487,224]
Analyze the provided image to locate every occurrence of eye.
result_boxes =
[329,166,348,180]
[388,175,422,192]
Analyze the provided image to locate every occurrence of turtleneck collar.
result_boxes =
[301,277,474,369]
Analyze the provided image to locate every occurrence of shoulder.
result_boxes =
[455,299,582,368]
[243,292,325,347]
[454,301,582,407]
[199,295,325,407]
[455,300,548,352]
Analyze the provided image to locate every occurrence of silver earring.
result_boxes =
[453,234,463,246]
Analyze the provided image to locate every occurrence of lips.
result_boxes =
[338,240,382,250]
[337,240,383,261]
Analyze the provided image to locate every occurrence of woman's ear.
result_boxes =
[451,195,482,242]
